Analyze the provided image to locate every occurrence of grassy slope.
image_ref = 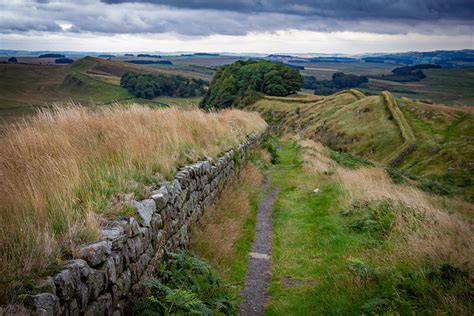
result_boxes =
[398,98,474,197]
[251,91,403,162]
[251,91,474,200]
[266,140,473,315]
[0,57,209,123]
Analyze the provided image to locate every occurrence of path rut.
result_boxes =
[239,175,279,315]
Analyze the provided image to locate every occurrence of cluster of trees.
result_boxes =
[137,54,161,58]
[7,57,17,63]
[303,72,368,95]
[120,71,206,99]
[200,60,302,109]
[55,58,74,64]
[126,60,172,65]
[38,54,65,58]
[375,64,441,82]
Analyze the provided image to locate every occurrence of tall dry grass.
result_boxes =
[299,138,474,269]
[0,104,266,301]
[190,164,263,278]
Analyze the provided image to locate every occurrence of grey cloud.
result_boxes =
[101,0,474,21]
[2,0,473,36]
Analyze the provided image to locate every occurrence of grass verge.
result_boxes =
[265,139,473,315]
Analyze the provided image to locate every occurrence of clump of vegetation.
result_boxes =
[303,72,368,96]
[360,263,472,315]
[55,58,74,64]
[385,167,406,184]
[347,258,379,287]
[38,53,65,58]
[134,251,236,315]
[373,64,440,82]
[121,71,206,99]
[262,134,280,164]
[417,178,463,198]
[329,150,374,169]
[200,60,302,109]
[340,200,396,239]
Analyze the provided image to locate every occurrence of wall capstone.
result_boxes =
[24,132,263,316]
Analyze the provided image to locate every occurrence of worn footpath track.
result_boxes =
[239,175,279,315]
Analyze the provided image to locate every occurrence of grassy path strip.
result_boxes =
[240,175,280,315]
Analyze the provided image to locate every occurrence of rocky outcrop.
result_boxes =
[25,133,261,316]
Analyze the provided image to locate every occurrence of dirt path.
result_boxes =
[239,175,279,315]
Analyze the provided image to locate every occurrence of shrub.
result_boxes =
[134,251,236,315]
[329,150,374,169]
[347,258,379,287]
[262,134,280,164]
[385,167,406,184]
[340,200,396,239]
[121,71,206,99]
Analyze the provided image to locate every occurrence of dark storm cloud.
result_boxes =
[101,0,474,21]
[1,0,473,36]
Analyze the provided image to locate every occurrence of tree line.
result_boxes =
[120,71,207,100]
[200,60,302,109]
[303,72,368,95]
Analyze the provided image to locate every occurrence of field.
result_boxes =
[0,105,266,303]
[298,61,474,106]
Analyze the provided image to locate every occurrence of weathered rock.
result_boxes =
[149,186,169,210]
[101,224,127,250]
[133,199,156,227]
[25,293,60,316]
[54,269,77,301]
[77,241,112,266]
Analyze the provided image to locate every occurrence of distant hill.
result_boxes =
[0,56,210,122]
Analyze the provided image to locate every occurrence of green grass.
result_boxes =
[265,140,472,315]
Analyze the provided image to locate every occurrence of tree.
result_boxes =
[200,60,303,109]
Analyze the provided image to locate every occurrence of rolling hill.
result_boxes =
[250,90,474,201]
[0,57,209,123]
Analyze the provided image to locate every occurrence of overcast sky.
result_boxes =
[1,0,473,54]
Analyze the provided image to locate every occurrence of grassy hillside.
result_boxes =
[0,105,266,303]
[251,90,474,200]
[0,57,209,123]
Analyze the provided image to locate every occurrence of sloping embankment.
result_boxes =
[381,91,416,166]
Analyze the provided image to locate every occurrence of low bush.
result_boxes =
[385,167,406,184]
[347,258,379,288]
[360,263,472,314]
[329,150,374,169]
[340,200,396,239]
[134,251,236,315]
[262,134,280,164]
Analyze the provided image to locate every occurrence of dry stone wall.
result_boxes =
[25,132,262,316]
